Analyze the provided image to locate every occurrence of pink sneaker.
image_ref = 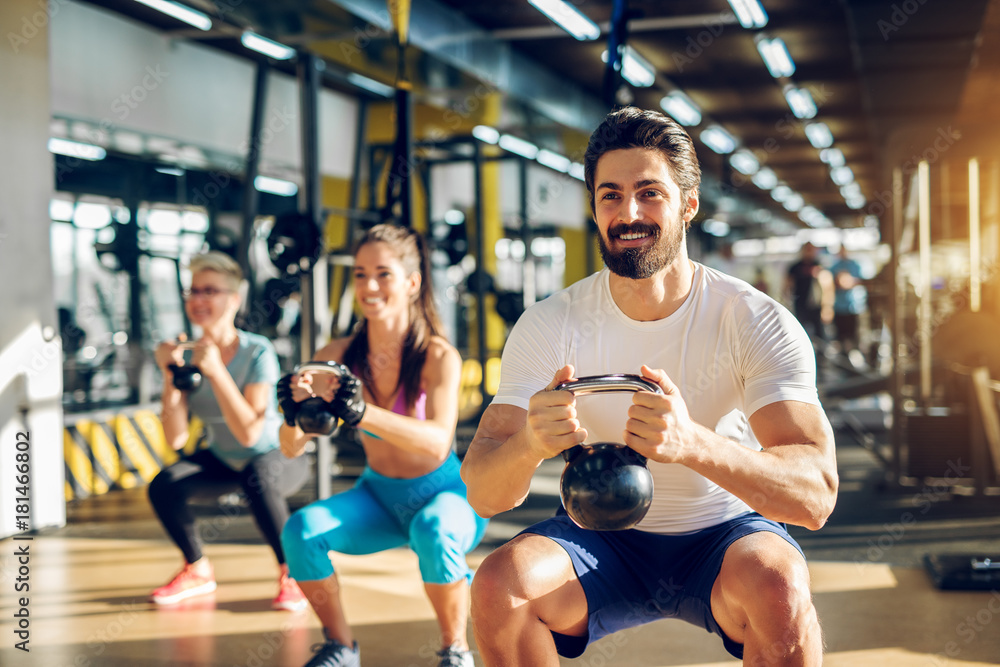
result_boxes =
[272,570,307,612]
[150,562,217,605]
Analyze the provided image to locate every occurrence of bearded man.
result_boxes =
[461,106,838,667]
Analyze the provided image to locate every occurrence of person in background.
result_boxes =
[279,224,488,667]
[149,251,309,611]
[785,242,834,365]
[828,245,868,368]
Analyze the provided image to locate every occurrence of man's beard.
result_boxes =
[597,214,685,280]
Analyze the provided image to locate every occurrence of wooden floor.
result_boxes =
[3,525,1000,666]
[5,423,1000,667]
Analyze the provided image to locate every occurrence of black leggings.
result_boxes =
[148,448,310,565]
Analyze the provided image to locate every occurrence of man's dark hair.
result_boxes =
[583,107,702,212]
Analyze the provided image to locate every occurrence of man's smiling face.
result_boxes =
[593,147,698,280]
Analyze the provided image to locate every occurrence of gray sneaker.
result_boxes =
[304,630,360,667]
[436,645,474,667]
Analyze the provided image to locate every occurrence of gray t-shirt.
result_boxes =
[185,330,282,470]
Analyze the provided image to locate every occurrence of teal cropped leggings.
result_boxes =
[282,453,489,584]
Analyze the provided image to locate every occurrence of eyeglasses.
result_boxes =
[183,287,234,299]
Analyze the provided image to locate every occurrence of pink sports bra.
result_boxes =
[390,386,427,420]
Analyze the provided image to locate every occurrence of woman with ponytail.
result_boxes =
[279,224,488,667]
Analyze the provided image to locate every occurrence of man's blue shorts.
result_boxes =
[519,511,805,659]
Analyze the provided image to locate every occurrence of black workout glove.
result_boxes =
[276,373,300,427]
[331,373,366,427]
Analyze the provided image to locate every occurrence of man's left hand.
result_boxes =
[625,365,696,464]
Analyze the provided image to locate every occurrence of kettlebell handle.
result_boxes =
[170,341,197,368]
[554,373,662,396]
[295,361,350,377]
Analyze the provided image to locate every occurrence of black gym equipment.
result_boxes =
[554,374,660,531]
[267,210,323,276]
[292,361,355,436]
[168,343,203,392]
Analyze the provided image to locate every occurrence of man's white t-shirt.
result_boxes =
[492,262,821,534]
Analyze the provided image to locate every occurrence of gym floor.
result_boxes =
[2,424,1000,666]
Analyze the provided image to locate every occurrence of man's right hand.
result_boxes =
[525,365,588,460]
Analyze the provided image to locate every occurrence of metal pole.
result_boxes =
[918,161,932,405]
[519,158,535,308]
[237,62,269,324]
[890,167,903,483]
[969,158,982,313]
[297,52,332,499]
[603,0,629,107]
[389,86,414,225]
[297,53,323,362]
[473,140,488,408]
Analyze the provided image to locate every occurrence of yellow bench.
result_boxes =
[63,410,206,501]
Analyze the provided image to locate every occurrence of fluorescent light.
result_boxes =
[783,85,817,119]
[74,202,112,229]
[528,0,600,41]
[756,36,795,78]
[771,185,793,202]
[804,122,834,148]
[752,167,778,190]
[729,149,760,175]
[840,183,862,199]
[660,90,702,126]
[346,72,394,97]
[782,193,804,212]
[820,148,846,167]
[798,206,824,226]
[181,211,209,232]
[241,31,295,60]
[830,166,855,186]
[703,219,731,237]
[498,134,539,159]
[254,175,298,196]
[727,0,768,28]
[536,149,572,173]
[568,163,585,181]
[472,125,500,144]
[602,46,656,88]
[50,199,75,222]
[846,196,866,209]
[133,0,211,31]
[147,209,182,235]
[699,125,737,154]
[48,138,106,161]
[156,166,185,176]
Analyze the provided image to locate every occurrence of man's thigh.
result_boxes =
[710,530,812,646]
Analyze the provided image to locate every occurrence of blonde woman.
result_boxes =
[149,251,309,611]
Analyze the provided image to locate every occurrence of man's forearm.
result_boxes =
[461,428,545,518]
[682,425,837,530]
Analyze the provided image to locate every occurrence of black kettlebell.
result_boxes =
[555,374,660,531]
[292,361,351,436]
[168,342,202,392]
[296,397,340,435]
